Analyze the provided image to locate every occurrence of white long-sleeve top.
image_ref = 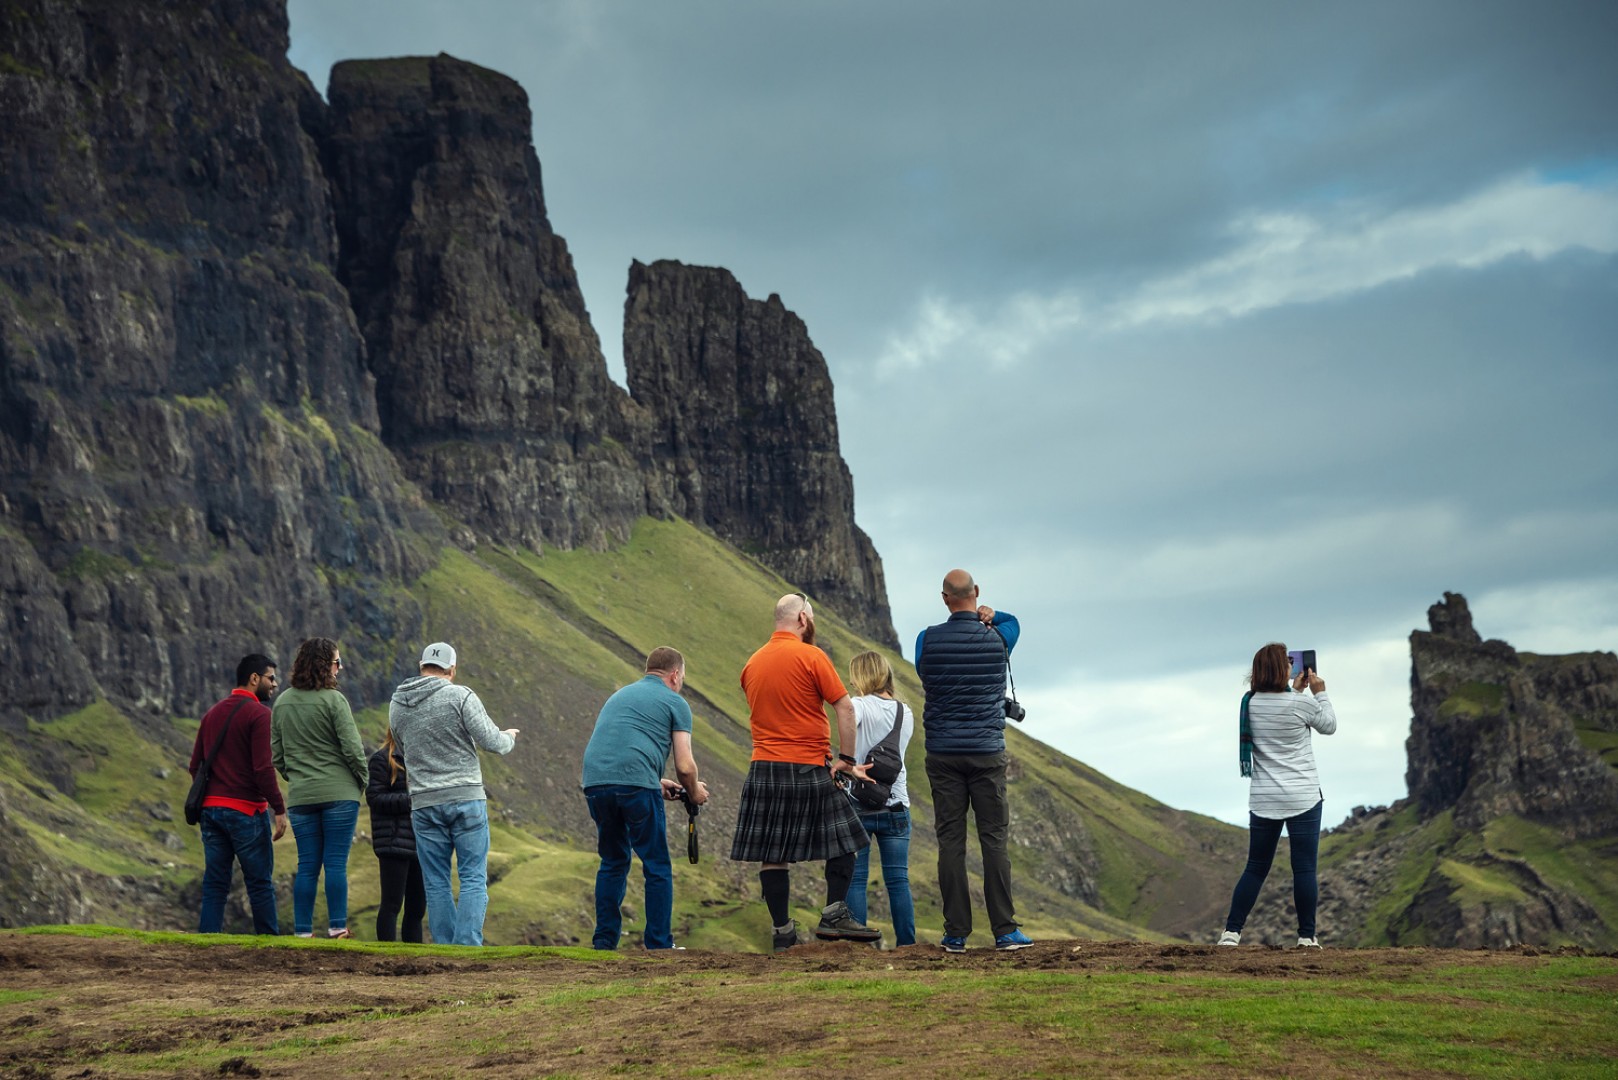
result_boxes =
[1247,690,1336,819]
[852,695,914,808]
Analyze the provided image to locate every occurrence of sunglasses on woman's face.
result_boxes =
[332,657,343,670]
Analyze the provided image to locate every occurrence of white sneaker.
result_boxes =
[1297,937,1321,949]
[1217,931,1240,947]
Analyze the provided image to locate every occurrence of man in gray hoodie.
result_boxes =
[388,642,518,946]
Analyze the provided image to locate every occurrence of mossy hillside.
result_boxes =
[1328,810,1460,946]
[517,516,1228,942]
[1437,858,1528,905]
[1437,681,1506,720]
[1484,816,1618,941]
[3,702,203,877]
[1573,725,1618,769]
[7,515,1245,946]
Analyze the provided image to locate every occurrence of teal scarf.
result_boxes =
[1239,691,1255,777]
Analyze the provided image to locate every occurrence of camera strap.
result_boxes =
[681,794,700,864]
[995,626,1019,705]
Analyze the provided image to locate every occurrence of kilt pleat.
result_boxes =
[730,760,869,863]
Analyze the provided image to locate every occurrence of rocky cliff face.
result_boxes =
[0,0,441,729]
[624,260,896,648]
[0,0,896,740]
[321,55,655,553]
[0,0,901,925]
[1406,592,1618,835]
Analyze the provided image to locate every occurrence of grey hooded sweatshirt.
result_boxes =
[388,675,515,811]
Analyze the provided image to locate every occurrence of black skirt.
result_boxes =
[729,760,870,863]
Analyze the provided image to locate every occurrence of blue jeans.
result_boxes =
[199,806,278,935]
[289,801,359,935]
[847,806,914,946]
[413,800,492,946]
[585,785,674,950]
[1225,799,1323,937]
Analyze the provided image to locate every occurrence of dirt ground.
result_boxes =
[0,934,1610,1079]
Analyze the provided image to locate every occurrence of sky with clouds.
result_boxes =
[287,0,1618,826]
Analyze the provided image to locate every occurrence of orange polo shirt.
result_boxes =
[741,631,849,766]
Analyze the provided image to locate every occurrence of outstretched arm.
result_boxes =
[462,691,518,754]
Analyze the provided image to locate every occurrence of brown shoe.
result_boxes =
[815,901,882,943]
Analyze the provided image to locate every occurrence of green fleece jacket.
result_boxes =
[271,687,367,807]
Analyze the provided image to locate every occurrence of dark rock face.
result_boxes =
[1406,593,1618,834]
[1425,590,1482,644]
[624,260,896,647]
[0,0,442,728]
[1,9,896,729]
[0,0,898,928]
[322,55,655,552]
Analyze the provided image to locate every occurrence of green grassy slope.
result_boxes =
[0,515,1250,947]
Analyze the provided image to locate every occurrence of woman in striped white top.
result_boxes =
[1217,642,1337,948]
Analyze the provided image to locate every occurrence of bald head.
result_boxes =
[774,592,812,630]
[942,569,979,612]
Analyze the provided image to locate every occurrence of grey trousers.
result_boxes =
[926,751,1019,939]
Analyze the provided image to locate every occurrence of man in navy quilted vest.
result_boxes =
[914,569,1032,953]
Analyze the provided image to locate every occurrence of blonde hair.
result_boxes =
[847,651,894,697]
[381,728,403,785]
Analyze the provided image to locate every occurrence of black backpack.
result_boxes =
[848,701,906,812]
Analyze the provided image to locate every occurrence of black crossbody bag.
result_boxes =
[848,701,906,812]
[184,697,249,826]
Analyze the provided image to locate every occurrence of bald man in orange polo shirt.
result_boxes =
[730,593,881,952]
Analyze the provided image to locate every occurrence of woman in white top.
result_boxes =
[1218,642,1337,949]
[844,651,916,946]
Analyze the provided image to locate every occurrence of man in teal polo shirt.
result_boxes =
[581,647,709,950]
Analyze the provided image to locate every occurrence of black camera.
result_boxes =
[1004,697,1026,723]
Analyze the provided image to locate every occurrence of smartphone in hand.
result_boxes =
[1288,649,1318,679]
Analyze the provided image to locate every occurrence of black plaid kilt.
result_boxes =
[729,760,870,863]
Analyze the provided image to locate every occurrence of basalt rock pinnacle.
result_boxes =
[624,259,898,648]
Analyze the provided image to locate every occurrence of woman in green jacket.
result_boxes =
[272,637,367,938]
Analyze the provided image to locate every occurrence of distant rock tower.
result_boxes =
[1406,592,1618,834]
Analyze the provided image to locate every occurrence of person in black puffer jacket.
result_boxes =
[367,730,426,943]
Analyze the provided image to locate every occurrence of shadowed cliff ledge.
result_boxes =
[321,53,896,645]
[624,259,897,649]
[322,53,653,553]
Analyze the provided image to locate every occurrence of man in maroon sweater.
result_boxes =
[189,654,288,934]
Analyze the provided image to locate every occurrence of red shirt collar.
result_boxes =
[230,688,258,699]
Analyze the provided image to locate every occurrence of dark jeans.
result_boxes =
[585,784,674,949]
[847,806,915,946]
[199,806,278,935]
[1224,799,1323,938]
[376,854,426,943]
[289,800,360,934]
[926,751,1018,939]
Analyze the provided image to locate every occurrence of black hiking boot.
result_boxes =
[772,921,804,953]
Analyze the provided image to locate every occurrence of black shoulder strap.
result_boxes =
[876,701,906,755]
[202,697,250,769]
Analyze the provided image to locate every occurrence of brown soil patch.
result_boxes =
[0,935,1607,1078]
